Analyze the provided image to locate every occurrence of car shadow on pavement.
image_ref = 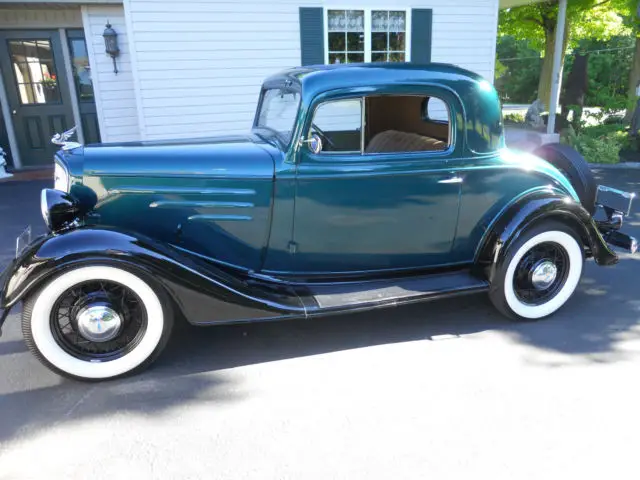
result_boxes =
[1,255,639,446]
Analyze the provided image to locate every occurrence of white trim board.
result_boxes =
[80,5,108,142]
[0,64,20,169]
[123,0,146,140]
[59,28,85,143]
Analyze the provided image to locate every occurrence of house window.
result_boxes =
[325,9,410,64]
[9,40,60,105]
[327,10,365,64]
[371,11,406,62]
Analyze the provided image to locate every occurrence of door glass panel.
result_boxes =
[311,99,362,153]
[68,38,94,102]
[9,40,60,105]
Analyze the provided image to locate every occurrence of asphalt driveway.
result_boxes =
[1,170,640,479]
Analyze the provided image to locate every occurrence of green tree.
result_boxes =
[499,0,629,110]
[623,1,640,122]
[495,36,541,103]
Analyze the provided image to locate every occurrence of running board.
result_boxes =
[299,271,489,315]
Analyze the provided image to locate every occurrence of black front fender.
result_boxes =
[0,227,305,330]
[475,188,618,282]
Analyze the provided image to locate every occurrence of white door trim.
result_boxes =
[59,28,85,144]
[0,66,21,169]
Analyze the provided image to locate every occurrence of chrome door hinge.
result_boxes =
[288,241,298,254]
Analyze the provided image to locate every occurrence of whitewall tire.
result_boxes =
[22,265,173,381]
[489,221,584,321]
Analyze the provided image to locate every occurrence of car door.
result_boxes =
[291,92,462,275]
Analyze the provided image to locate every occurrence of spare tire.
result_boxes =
[533,143,597,215]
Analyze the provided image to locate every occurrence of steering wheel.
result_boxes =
[311,123,337,150]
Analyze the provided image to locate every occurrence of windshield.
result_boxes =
[256,88,301,144]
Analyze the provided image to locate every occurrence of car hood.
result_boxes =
[80,133,281,179]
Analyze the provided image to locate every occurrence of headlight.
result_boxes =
[41,189,79,232]
[54,161,70,192]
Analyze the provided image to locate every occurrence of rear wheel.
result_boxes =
[533,143,597,215]
[22,265,173,381]
[489,221,584,321]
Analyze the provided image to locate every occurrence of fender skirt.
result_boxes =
[0,228,306,332]
[475,188,618,283]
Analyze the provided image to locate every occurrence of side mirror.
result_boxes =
[300,134,323,154]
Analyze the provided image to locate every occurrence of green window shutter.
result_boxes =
[411,9,433,64]
[299,7,325,65]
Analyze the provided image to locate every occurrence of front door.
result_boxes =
[0,30,74,166]
[290,95,462,274]
[293,153,461,274]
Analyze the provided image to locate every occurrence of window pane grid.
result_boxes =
[328,9,364,64]
[327,9,407,64]
[9,39,60,105]
[370,10,406,63]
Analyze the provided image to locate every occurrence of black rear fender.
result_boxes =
[0,228,305,325]
[475,187,618,282]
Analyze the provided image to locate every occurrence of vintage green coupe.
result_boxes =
[0,63,636,381]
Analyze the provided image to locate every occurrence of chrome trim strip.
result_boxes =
[108,186,256,196]
[150,201,254,209]
[187,214,252,222]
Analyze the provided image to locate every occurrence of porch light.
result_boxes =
[103,22,119,74]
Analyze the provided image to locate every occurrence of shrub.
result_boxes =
[561,123,630,164]
[504,112,526,124]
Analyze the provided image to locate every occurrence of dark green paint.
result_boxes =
[299,7,325,66]
[56,63,578,277]
[410,9,433,64]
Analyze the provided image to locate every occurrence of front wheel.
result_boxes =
[489,221,584,321]
[22,265,173,381]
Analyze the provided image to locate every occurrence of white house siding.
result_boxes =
[124,0,499,141]
[81,5,140,142]
[0,8,82,29]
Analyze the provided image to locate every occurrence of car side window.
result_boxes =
[364,95,451,154]
[310,99,362,153]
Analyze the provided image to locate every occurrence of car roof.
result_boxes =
[264,62,488,98]
[263,63,505,154]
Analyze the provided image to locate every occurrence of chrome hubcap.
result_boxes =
[531,260,558,290]
[76,303,122,342]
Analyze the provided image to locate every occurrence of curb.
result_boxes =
[589,162,640,170]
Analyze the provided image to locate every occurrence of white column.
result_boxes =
[0,63,21,170]
[59,28,85,144]
[547,0,567,134]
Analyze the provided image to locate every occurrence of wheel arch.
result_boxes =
[474,187,618,283]
[0,227,304,329]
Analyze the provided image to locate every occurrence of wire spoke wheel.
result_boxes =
[50,280,148,362]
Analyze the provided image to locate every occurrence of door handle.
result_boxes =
[438,176,463,184]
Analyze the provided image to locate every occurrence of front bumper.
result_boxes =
[0,262,12,336]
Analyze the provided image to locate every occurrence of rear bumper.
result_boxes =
[594,185,638,255]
